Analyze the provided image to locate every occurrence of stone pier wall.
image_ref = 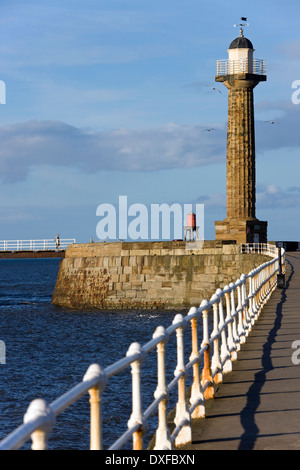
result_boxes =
[51,241,270,310]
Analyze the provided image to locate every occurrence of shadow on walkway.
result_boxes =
[238,258,294,450]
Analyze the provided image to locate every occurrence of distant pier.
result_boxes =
[0,250,65,259]
[0,239,75,259]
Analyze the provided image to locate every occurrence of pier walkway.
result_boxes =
[187,252,300,450]
[0,244,295,451]
[0,239,75,259]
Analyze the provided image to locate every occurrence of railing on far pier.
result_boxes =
[0,244,285,451]
[0,239,76,252]
[241,243,280,256]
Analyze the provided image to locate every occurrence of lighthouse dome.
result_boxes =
[229,36,253,50]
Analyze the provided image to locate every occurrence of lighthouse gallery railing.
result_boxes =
[0,244,284,450]
[216,58,266,76]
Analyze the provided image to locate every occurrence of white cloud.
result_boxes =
[256,100,300,152]
[257,184,300,209]
[1,95,300,185]
[0,120,226,183]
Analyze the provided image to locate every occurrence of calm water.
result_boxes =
[0,258,193,450]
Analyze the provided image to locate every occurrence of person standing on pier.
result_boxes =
[55,234,60,251]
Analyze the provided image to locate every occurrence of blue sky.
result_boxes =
[0,0,299,243]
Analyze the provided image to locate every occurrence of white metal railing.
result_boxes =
[0,244,284,451]
[241,243,279,256]
[216,58,266,76]
[0,239,76,252]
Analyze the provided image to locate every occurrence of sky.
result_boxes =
[0,0,299,243]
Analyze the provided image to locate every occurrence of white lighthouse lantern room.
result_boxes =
[216,19,265,77]
[228,27,254,74]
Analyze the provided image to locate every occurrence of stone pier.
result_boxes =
[51,241,270,310]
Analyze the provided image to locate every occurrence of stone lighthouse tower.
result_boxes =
[215,21,268,244]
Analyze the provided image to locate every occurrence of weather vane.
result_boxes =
[234,17,249,37]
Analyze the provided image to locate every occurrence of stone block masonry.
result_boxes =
[214,72,267,244]
[51,241,270,310]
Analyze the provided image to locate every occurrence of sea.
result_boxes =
[0,258,194,450]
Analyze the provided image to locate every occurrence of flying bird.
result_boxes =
[264,120,279,124]
[202,128,215,132]
[206,85,222,94]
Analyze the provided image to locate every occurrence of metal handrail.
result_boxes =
[0,244,284,450]
[0,239,76,252]
[216,58,266,76]
[241,242,277,256]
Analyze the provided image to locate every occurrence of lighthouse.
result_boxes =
[214,20,268,244]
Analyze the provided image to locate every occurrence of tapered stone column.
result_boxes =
[214,28,268,244]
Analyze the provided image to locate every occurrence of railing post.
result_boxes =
[83,363,107,450]
[188,308,205,419]
[229,282,240,351]
[257,268,263,312]
[23,399,55,450]
[216,288,232,373]
[261,267,266,306]
[257,269,263,313]
[224,285,237,362]
[240,274,250,336]
[173,314,192,447]
[260,267,265,305]
[264,266,268,301]
[236,281,246,344]
[210,294,223,384]
[265,264,271,299]
[270,261,275,292]
[267,264,272,297]
[127,342,145,450]
[153,326,172,450]
[252,269,259,318]
[267,263,272,298]
[247,271,255,325]
[201,300,214,400]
